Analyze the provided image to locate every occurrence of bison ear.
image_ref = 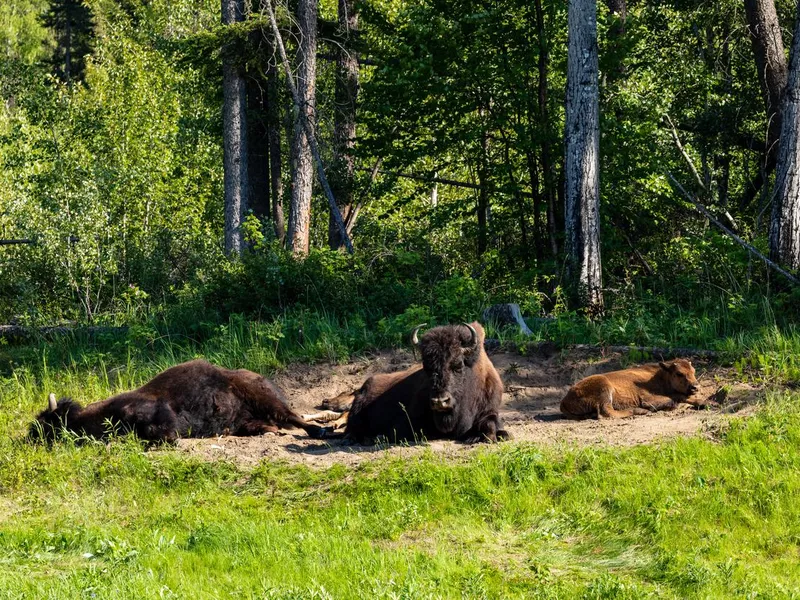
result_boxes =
[658,361,673,372]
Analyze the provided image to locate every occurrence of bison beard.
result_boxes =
[345,322,508,444]
[29,360,330,443]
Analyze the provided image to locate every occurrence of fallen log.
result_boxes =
[0,325,129,341]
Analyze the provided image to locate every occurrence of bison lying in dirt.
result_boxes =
[559,359,713,419]
[344,322,508,444]
[30,360,330,443]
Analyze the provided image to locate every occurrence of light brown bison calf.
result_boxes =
[560,359,708,419]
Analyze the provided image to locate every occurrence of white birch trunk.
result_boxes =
[288,0,317,255]
[770,1,800,271]
[564,0,603,312]
[222,0,248,256]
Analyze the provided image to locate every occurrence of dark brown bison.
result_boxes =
[29,359,330,443]
[559,359,712,419]
[344,322,508,444]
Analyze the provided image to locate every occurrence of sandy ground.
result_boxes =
[176,347,763,468]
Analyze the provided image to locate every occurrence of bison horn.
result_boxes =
[48,393,58,412]
[411,323,427,346]
[462,323,478,350]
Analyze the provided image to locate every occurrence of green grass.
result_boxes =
[1,391,800,598]
[2,314,800,598]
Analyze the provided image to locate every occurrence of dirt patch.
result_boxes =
[176,348,763,468]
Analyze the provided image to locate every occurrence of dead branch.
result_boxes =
[665,114,706,190]
[666,172,800,286]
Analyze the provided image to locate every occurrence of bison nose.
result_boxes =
[431,396,452,411]
[688,385,699,394]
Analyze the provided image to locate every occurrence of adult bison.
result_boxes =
[344,322,508,444]
[559,359,711,419]
[30,360,330,443]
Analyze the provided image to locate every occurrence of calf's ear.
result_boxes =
[658,361,673,372]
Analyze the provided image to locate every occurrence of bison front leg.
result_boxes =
[462,414,510,444]
[641,395,679,413]
[236,420,280,436]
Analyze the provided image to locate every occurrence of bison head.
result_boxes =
[413,322,483,422]
[658,359,699,396]
[29,393,82,442]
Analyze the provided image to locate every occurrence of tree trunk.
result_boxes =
[604,0,626,81]
[288,0,318,255]
[744,0,787,173]
[64,13,71,83]
[605,0,626,35]
[769,2,800,271]
[328,0,359,249]
[477,125,490,256]
[565,0,603,313]
[222,0,248,256]
[533,0,558,258]
[246,77,271,223]
[525,149,543,263]
[262,5,285,243]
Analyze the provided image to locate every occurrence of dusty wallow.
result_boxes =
[30,359,330,443]
[560,359,715,419]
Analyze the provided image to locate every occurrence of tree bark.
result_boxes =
[565,0,603,313]
[744,0,787,173]
[262,6,285,243]
[329,0,359,249]
[246,77,271,223]
[770,2,800,271]
[222,0,248,256]
[533,0,558,258]
[288,0,318,255]
[477,124,490,256]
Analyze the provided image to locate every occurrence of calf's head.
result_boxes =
[658,359,699,395]
[414,322,483,414]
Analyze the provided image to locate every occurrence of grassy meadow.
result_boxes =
[0,317,799,598]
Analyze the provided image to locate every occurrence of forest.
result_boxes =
[1,0,800,597]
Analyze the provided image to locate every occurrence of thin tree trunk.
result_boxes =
[222,0,248,256]
[477,124,490,256]
[64,14,71,84]
[329,0,359,249]
[525,149,543,263]
[604,0,626,82]
[534,0,558,258]
[744,0,787,177]
[605,0,626,33]
[267,60,285,242]
[247,78,271,223]
[288,0,318,255]
[770,2,800,271]
[565,0,603,313]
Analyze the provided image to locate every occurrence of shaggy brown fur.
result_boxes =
[344,322,508,444]
[30,360,330,443]
[559,359,711,419]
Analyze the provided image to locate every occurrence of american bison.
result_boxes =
[344,322,508,444]
[559,359,710,419]
[30,359,330,443]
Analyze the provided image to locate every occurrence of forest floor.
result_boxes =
[177,347,764,468]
